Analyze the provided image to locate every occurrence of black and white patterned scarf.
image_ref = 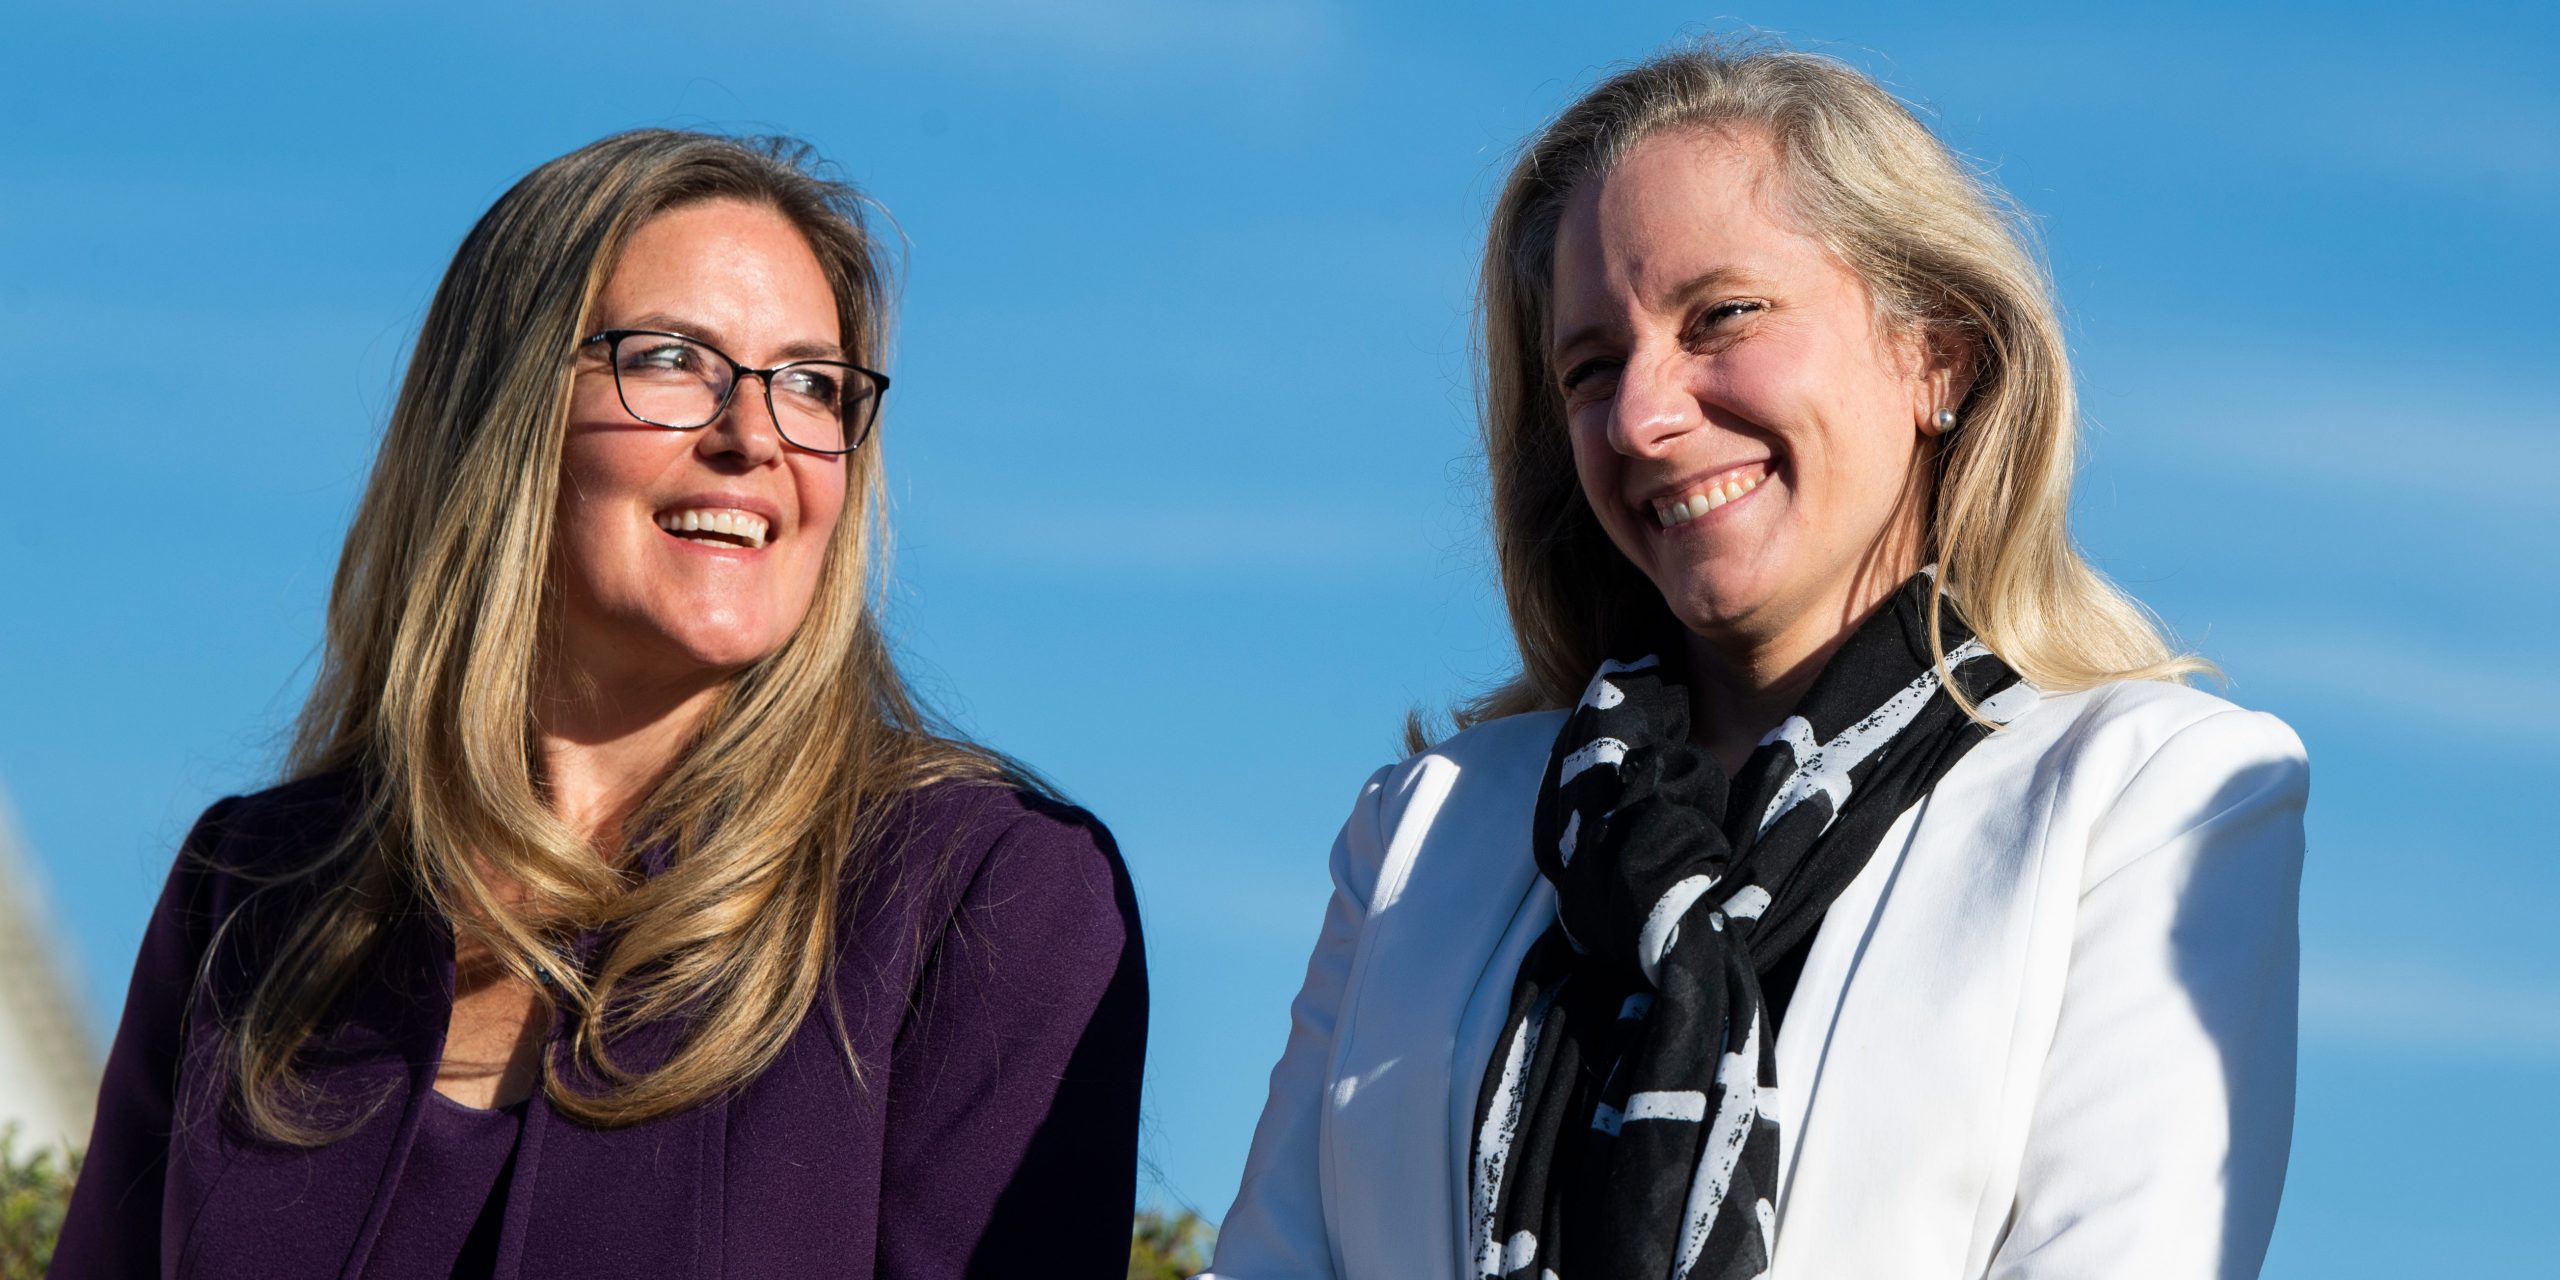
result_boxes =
[1468,574,2029,1280]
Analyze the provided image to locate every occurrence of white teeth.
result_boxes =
[1649,469,1767,528]
[655,508,771,549]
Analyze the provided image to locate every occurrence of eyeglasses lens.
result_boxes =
[613,334,730,429]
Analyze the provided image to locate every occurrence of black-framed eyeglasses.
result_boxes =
[577,329,889,455]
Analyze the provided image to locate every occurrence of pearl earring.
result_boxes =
[1932,408,1958,432]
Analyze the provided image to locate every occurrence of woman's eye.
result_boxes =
[1690,300,1764,338]
[624,342,695,371]
[1559,359,1621,398]
[777,368,843,406]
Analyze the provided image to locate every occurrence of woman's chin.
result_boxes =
[659,630,789,679]
[1655,568,1780,643]
[567,615,793,692]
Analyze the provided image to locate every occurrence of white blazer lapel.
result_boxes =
[1769,710,2072,1278]
[1767,791,1915,1210]
[1446,873,1559,1274]
[1324,713,1558,1279]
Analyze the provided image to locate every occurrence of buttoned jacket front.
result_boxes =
[1207,679,2307,1280]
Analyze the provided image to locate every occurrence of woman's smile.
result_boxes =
[652,495,782,551]
[1643,460,1774,531]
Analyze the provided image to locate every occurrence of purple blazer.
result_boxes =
[52,772,1148,1279]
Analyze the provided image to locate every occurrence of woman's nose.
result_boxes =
[1605,352,1699,459]
[700,380,786,465]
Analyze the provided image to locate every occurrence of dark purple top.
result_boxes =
[371,1093,522,1277]
[52,773,1148,1279]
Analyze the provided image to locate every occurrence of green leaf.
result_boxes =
[1128,1205,1215,1280]
[0,1125,81,1280]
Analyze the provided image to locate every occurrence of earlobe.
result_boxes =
[1901,324,1972,437]
[1918,340,1975,438]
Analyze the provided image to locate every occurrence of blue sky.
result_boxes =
[4,1,2553,1272]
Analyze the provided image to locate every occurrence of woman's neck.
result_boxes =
[534,668,725,850]
[1681,631,1830,777]
[1681,547,1923,776]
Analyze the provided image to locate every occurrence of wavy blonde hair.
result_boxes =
[223,130,1010,1141]
[1446,39,2205,741]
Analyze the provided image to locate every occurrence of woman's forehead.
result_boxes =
[1549,129,1844,338]
[596,200,844,355]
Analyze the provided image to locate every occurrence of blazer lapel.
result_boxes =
[1770,764,2056,1278]
[330,904,454,1279]
[1767,797,1918,1212]
[174,909,443,1280]
[1444,872,1557,1274]
[1324,714,1559,1280]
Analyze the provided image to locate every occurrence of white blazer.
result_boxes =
[1205,680,2307,1280]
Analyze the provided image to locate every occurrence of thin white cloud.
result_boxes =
[2302,951,2560,1062]
[867,0,1336,69]
[912,496,1458,576]
[1940,29,2560,195]
[2207,623,2560,744]
[2248,51,2560,193]
[2358,96,2560,191]
[2093,367,2557,517]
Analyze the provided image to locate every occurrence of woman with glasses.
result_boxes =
[1208,42,2305,1280]
[55,130,1147,1279]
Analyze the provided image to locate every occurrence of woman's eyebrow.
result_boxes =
[1550,265,1762,357]
[617,312,844,361]
[771,338,847,361]
[1659,264,1763,312]
[620,311,723,344]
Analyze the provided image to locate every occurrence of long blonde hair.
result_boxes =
[225,130,1010,1140]
[1449,39,2205,741]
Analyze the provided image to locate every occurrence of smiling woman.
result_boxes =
[1208,39,2306,1280]
[51,131,1147,1279]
